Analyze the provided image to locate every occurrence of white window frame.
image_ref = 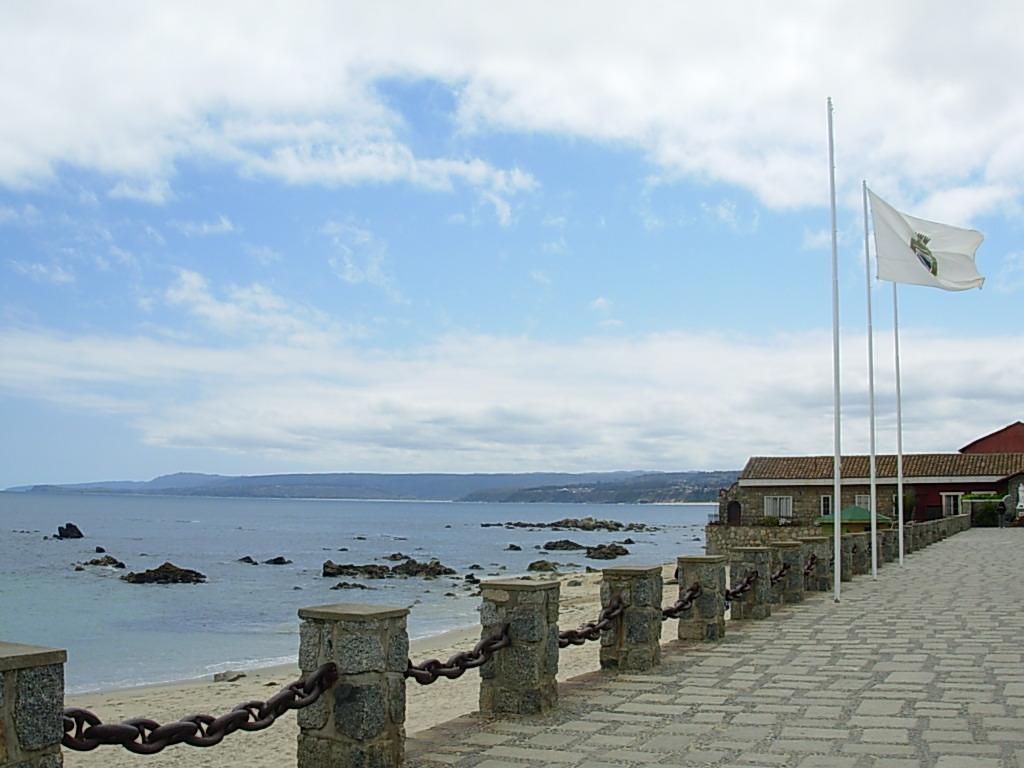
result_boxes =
[854,493,871,509]
[941,493,963,518]
[764,496,793,519]
[820,494,832,516]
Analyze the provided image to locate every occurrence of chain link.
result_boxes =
[62,663,338,754]
[769,562,791,586]
[803,553,818,577]
[661,582,702,620]
[405,624,511,684]
[723,570,758,610]
[558,598,625,647]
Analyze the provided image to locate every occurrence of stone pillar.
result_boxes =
[851,533,870,575]
[904,524,917,553]
[796,536,832,592]
[0,642,67,768]
[599,566,663,671]
[479,579,559,715]
[676,555,726,642]
[840,534,855,581]
[880,529,897,563]
[729,547,772,620]
[772,541,804,604]
[296,603,407,768]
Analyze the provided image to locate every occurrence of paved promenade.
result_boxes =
[407,528,1024,768]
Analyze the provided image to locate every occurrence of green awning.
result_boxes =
[815,505,892,525]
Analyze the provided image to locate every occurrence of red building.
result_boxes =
[960,422,1024,454]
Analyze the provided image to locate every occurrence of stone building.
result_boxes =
[718,452,1024,526]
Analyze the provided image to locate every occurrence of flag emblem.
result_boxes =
[910,232,937,276]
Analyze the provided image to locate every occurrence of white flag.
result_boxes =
[868,189,985,291]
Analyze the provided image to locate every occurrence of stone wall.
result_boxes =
[720,481,912,526]
[705,523,823,555]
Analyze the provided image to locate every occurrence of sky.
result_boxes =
[2,2,1023,487]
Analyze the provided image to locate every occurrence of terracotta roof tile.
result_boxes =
[740,453,1024,480]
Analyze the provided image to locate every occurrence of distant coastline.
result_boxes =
[10,469,738,504]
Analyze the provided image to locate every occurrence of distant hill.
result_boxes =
[10,469,737,503]
[457,471,738,503]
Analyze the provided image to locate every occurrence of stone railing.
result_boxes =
[705,523,822,555]
[2,511,974,768]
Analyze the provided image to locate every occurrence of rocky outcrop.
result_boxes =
[330,581,370,590]
[528,560,559,572]
[237,556,258,565]
[585,543,629,560]
[56,522,84,539]
[390,558,456,578]
[95,546,106,553]
[505,544,522,551]
[483,517,658,533]
[543,539,586,551]
[322,561,390,579]
[263,556,292,565]
[322,558,456,579]
[82,555,126,569]
[383,552,409,561]
[121,562,206,584]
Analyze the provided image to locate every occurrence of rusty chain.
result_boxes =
[803,553,818,577]
[723,570,757,609]
[769,562,791,586]
[62,663,338,754]
[558,598,625,647]
[662,582,702,620]
[405,624,510,684]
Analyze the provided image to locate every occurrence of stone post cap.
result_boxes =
[481,578,560,591]
[730,546,771,553]
[0,641,67,671]
[601,564,662,576]
[796,536,829,542]
[770,541,803,549]
[298,603,409,622]
[677,554,725,564]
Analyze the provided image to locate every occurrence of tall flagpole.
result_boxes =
[893,283,905,564]
[863,181,878,579]
[827,98,842,602]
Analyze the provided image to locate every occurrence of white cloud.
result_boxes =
[701,199,759,234]
[1,4,1020,217]
[529,269,551,286]
[9,260,74,284]
[109,179,173,204]
[589,296,612,312]
[322,220,402,300]
[995,252,1024,294]
[0,321,1019,471]
[170,214,235,237]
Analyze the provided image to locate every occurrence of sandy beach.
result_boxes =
[64,565,681,768]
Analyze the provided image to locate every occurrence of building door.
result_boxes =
[727,500,741,525]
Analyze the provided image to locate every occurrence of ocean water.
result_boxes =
[0,493,712,692]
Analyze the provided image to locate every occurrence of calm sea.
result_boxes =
[0,493,711,692]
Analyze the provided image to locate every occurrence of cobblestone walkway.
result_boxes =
[407,528,1024,768]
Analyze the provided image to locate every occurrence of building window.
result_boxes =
[855,493,871,509]
[764,496,793,519]
[820,495,832,516]
[941,493,963,517]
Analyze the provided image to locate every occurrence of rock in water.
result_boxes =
[543,539,586,551]
[528,560,559,572]
[82,555,126,569]
[95,546,106,553]
[322,561,390,579]
[585,543,630,560]
[237,556,258,565]
[390,558,457,578]
[505,544,522,551]
[330,581,370,590]
[56,522,84,539]
[121,562,207,584]
[263,556,292,565]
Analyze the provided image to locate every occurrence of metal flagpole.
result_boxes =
[893,283,905,564]
[827,98,842,602]
[863,181,878,579]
